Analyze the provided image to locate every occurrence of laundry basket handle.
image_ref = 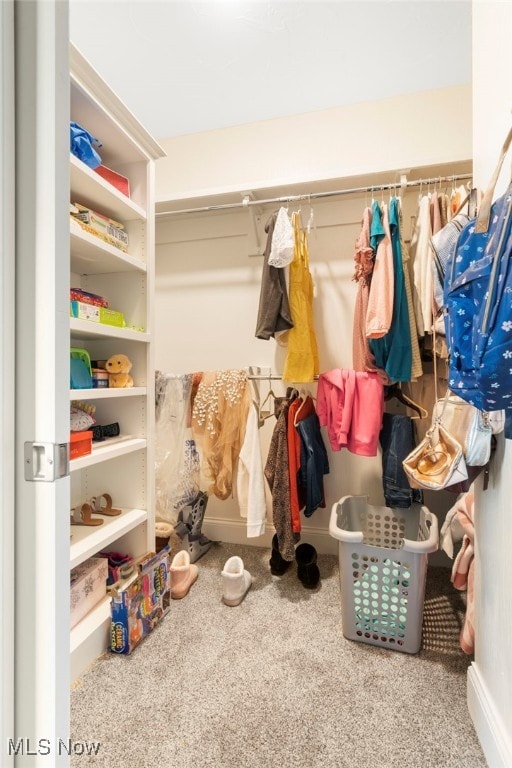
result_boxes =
[402,509,439,554]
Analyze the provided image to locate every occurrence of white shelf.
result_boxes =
[70,387,146,400]
[68,44,162,681]
[70,218,147,275]
[70,436,146,471]
[70,154,147,222]
[70,317,149,342]
[70,595,111,654]
[70,507,148,569]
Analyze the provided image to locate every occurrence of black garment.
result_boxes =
[255,213,294,339]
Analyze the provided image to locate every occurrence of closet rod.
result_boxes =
[156,173,472,217]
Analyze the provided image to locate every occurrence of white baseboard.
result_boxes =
[467,663,512,768]
[202,516,339,556]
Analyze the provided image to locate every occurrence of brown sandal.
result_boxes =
[70,502,104,526]
[90,492,122,516]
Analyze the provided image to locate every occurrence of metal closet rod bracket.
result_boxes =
[243,192,264,257]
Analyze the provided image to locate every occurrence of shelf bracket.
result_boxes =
[242,192,264,257]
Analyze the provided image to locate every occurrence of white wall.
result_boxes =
[156,85,472,205]
[467,3,512,766]
[155,87,472,554]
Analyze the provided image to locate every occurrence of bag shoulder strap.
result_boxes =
[475,125,512,234]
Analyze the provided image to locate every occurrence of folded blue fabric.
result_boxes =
[70,121,102,169]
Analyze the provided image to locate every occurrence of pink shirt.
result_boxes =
[366,203,394,339]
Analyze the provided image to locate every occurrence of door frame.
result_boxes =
[12,1,70,765]
[1,1,15,764]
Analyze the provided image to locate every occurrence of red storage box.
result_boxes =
[94,164,130,197]
[70,430,93,459]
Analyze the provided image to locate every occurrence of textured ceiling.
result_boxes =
[69,0,471,141]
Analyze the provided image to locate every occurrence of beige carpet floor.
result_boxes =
[71,542,487,768]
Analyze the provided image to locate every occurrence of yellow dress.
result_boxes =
[282,212,319,383]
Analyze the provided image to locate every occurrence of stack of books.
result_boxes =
[71,202,128,252]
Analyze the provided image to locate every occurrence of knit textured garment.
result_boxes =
[192,369,251,500]
[264,398,300,561]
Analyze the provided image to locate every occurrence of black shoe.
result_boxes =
[295,543,320,588]
[269,534,292,576]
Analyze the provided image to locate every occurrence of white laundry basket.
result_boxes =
[329,496,438,653]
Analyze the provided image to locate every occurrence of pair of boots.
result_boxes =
[269,535,320,588]
[169,549,252,606]
[174,491,213,564]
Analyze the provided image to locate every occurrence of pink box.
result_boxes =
[94,164,130,197]
[70,557,108,629]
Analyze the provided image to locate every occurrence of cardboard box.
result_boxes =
[70,557,108,629]
[70,301,100,322]
[71,203,128,252]
[94,164,130,198]
[70,301,125,328]
[98,307,126,328]
[110,547,171,654]
[69,430,93,459]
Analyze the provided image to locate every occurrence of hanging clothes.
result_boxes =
[268,206,294,268]
[264,396,300,561]
[316,369,384,456]
[398,201,423,380]
[430,190,442,235]
[282,212,319,383]
[366,200,394,339]
[192,369,251,500]
[410,194,433,336]
[236,401,267,538]
[287,394,316,533]
[154,372,201,524]
[369,197,412,383]
[352,207,388,381]
[255,213,294,340]
[379,412,423,508]
[440,487,475,655]
[297,411,329,517]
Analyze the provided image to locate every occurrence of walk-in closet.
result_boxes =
[3,2,512,767]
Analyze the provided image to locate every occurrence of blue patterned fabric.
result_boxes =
[444,185,512,411]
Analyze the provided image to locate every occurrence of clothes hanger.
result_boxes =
[293,388,313,426]
[384,384,428,420]
[285,386,300,401]
[258,376,277,423]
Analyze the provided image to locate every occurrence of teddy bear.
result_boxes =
[105,354,133,388]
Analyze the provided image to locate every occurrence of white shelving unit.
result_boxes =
[69,44,165,681]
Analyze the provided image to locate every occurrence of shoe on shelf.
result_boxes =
[295,543,320,589]
[90,492,122,516]
[170,550,198,599]
[70,502,103,527]
[221,556,252,607]
[269,533,292,576]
